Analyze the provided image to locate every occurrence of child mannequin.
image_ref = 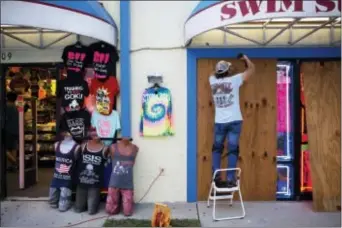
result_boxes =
[74,128,109,215]
[49,131,80,212]
[105,138,139,216]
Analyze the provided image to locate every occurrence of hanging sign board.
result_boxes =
[184,0,341,44]
[148,75,163,84]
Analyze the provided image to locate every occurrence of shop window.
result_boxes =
[276,62,294,161]
[276,62,295,200]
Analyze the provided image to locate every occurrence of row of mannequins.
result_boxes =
[49,129,138,216]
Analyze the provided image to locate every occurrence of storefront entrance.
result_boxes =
[1,64,60,198]
[195,57,341,211]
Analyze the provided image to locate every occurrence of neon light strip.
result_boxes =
[286,65,290,160]
[276,165,291,195]
[300,145,312,192]
[300,148,304,191]
[277,64,291,160]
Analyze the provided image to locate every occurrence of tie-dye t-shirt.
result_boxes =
[140,87,174,136]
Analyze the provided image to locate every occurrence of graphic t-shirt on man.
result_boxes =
[88,41,119,79]
[91,110,121,146]
[62,43,89,79]
[209,74,244,123]
[60,109,91,140]
[90,77,119,115]
[57,78,89,112]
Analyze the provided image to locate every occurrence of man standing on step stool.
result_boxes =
[209,54,255,190]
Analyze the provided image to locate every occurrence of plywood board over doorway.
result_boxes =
[301,61,341,212]
[197,58,277,201]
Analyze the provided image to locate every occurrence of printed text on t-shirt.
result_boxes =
[93,51,110,79]
[66,51,86,72]
[63,86,85,111]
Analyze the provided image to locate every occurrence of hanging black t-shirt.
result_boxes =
[57,78,89,112]
[62,43,90,79]
[59,109,91,141]
[88,41,119,79]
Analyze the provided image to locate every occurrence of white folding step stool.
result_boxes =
[207,168,246,221]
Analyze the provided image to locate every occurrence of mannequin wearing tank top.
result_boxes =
[49,134,80,212]
[74,133,110,215]
[105,138,139,216]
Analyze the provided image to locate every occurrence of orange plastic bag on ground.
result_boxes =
[151,203,171,227]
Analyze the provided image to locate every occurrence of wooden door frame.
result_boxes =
[186,47,341,202]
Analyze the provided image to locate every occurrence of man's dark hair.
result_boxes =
[6,92,18,102]
[215,71,229,79]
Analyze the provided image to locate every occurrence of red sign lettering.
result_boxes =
[221,0,339,21]
[316,0,336,12]
[279,0,304,12]
[221,2,237,20]
[266,0,277,13]
[238,0,264,16]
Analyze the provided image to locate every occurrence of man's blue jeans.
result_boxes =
[212,121,243,182]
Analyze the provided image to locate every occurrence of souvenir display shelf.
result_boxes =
[4,67,58,167]
[25,97,56,165]
[24,97,57,166]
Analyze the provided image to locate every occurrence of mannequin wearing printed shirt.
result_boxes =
[74,128,110,215]
[49,131,80,212]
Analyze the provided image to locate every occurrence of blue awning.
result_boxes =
[188,0,221,19]
[1,0,118,46]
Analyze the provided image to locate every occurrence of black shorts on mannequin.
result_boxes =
[74,185,101,215]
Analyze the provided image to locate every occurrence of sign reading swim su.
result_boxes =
[220,0,341,20]
[184,0,341,44]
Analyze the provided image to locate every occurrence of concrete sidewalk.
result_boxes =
[1,200,341,227]
[0,201,198,227]
[199,201,341,227]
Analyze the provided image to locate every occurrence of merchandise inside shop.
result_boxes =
[4,65,58,197]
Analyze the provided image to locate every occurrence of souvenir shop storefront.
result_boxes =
[184,0,341,212]
[0,1,124,200]
[0,1,341,212]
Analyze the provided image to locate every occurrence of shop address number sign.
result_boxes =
[1,51,12,61]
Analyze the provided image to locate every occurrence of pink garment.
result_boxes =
[105,187,134,216]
